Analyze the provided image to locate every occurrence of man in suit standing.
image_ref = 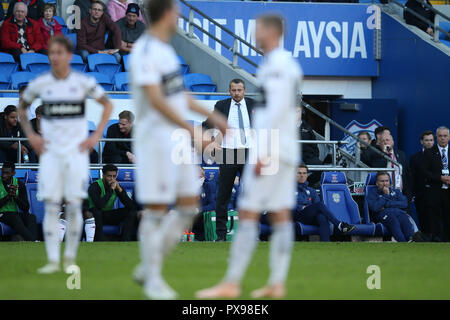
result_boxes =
[410,130,434,235]
[202,79,254,241]
[421,126,450,242]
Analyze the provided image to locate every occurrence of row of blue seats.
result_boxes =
[0,169,135,238]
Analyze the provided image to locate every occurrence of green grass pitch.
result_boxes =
[0,242,449,300]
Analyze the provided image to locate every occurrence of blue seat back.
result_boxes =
[0,74,10,89]
[363,173,378,224]
[87,54,121,79]
[116,169,134,182]
[66,33,77,49]
[70,54,87,72]
[0,53,19,79]
[439,22,450,40]
[87,72,113,91]
[53,16,69,34]
[178,55,190,74]
[20,53,50,74]
[114,72,129,91]
[123,54,130,71]
[184,73,215,92]
[11,72,36,89]
[320,172,362,224]
[103,119,119,137]
[88,120,96,132]
[25,171,45,224]
[90,169,100,180]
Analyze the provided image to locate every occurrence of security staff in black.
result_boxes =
[202,79,254,241]
[0,162,37,241]
[88,164,137,241]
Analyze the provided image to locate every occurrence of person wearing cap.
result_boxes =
[107,0,146,24]
[114,3,146,56]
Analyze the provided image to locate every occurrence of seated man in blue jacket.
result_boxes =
[367,171,414,242]
[294,164,355,241]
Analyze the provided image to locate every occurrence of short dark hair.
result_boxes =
[420,130,433,140]
[2,161,15,171]
[35,105,43,117]
[374,126,390,137]
[19,85,27,95]
[43,3,56,16]
[119,110,135,122]
[147,0,174,24]
[4,105,17,116]
[48,35,73,53]
[229,79,245,89]
[102,164,118,174]
[298,163,308,172]
[376,171,390,181]
[357,131,371,140]
[257,14,284,36]
[91,0,104,10]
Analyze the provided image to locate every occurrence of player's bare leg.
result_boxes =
[251,209,293,299]
[195,210,259,299]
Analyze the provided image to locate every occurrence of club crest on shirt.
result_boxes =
[332,193,341,203]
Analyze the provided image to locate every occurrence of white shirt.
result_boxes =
[130,33,188,142]
[253,47,303,166]
[438,144,449,189]
[386,151,403,190]
[221,98,252,149]
[22,71,105,154]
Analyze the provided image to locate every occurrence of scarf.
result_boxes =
[43,18,56,36]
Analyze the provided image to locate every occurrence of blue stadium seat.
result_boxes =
[90,169,100,180]
[25,171,45,224]
[320,172,376,236]
[66,33,77,49]
[87,72,113,91]
[178,55,190,74]
[184,73,217,92]
[88,120,96,132]
[123,54,130,71]
[54,15,69,34]
[114,72,129,91]
[115,169,135,209]
[87,54,122,80]
[15,169,30,182]
[0,52,19,79]
[43,0,57,3]
[70,54,87,72]
[0,222,15,236]
[20,53,51,74]
[0,74,11,90]
[11,72,36,89]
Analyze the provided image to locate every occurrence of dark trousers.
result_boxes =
[424,187,450,241]
[376,208,414,242]
[415,194,429,234]
[92,208,137,241]
[103,153,130,164]
[294,202,340,242]
[215,148,247,239]
[0,212,37,241]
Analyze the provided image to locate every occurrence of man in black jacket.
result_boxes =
[404,0,435,36]
[103,110,134,164]
[88,164,137,241]
[410,130,434,235]
[420,126,450,242]
[202,78,254,241]
[0,162,37,241]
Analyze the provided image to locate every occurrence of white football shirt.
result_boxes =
[129,33,188,141]
[253,47,303,166]
[22,71,105,154]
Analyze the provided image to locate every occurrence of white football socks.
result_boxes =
[159,207,197,256]
[223,220,259,284]
[268,221,294,285]
[63,200,83,262]
[84,218,96,242]
[58,216,66,242]
[43,202,61,264]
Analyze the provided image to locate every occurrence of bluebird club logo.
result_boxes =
[341,119,382,155]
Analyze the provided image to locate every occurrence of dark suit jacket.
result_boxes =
[410,150,426,197]
[404,0,435,32]
[298,120,320,165]
[202,97,255,131]
[420,145,445,189]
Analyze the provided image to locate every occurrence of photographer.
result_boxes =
[0,162,37,241]
[88,164,137,241]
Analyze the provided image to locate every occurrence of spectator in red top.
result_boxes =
[0,2,46,62]
[38,3,63,50]
[6,0,45,21]
[76,0,122,63]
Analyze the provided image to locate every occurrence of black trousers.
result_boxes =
[215,148,248,239]
[424,187,450,241]
[92,208,138,241]
[415,194,430,234]
[0,212,37,241]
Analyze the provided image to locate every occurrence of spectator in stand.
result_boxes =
[30,104,42,135]
[367,171,414,242]
[361,126,391,165]
[76,0,122,63]
[410,130,434,237]
[357,131,372,150]
[228,175,241,211]
[88,164,138,241]
[0,161,37,241]
[103,110,134,164]
[6,0,45,21]
[0,2,46,62]
[38,3,63,51]
[192,167,217,241]
[107,0,146,24]
[420,126,450,242]
[293,164,355,242]
[114,3,146,56]
[404,0,435,36]
[0,105,33,163]
[73,0,94,21]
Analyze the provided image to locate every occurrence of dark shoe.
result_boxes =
[412,231,426,242]
[215,235,226,242]
[340,222,356,234]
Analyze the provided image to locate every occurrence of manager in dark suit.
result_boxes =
[420,126,450,242]
[410,130,434,235]
[202,79,254,241]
